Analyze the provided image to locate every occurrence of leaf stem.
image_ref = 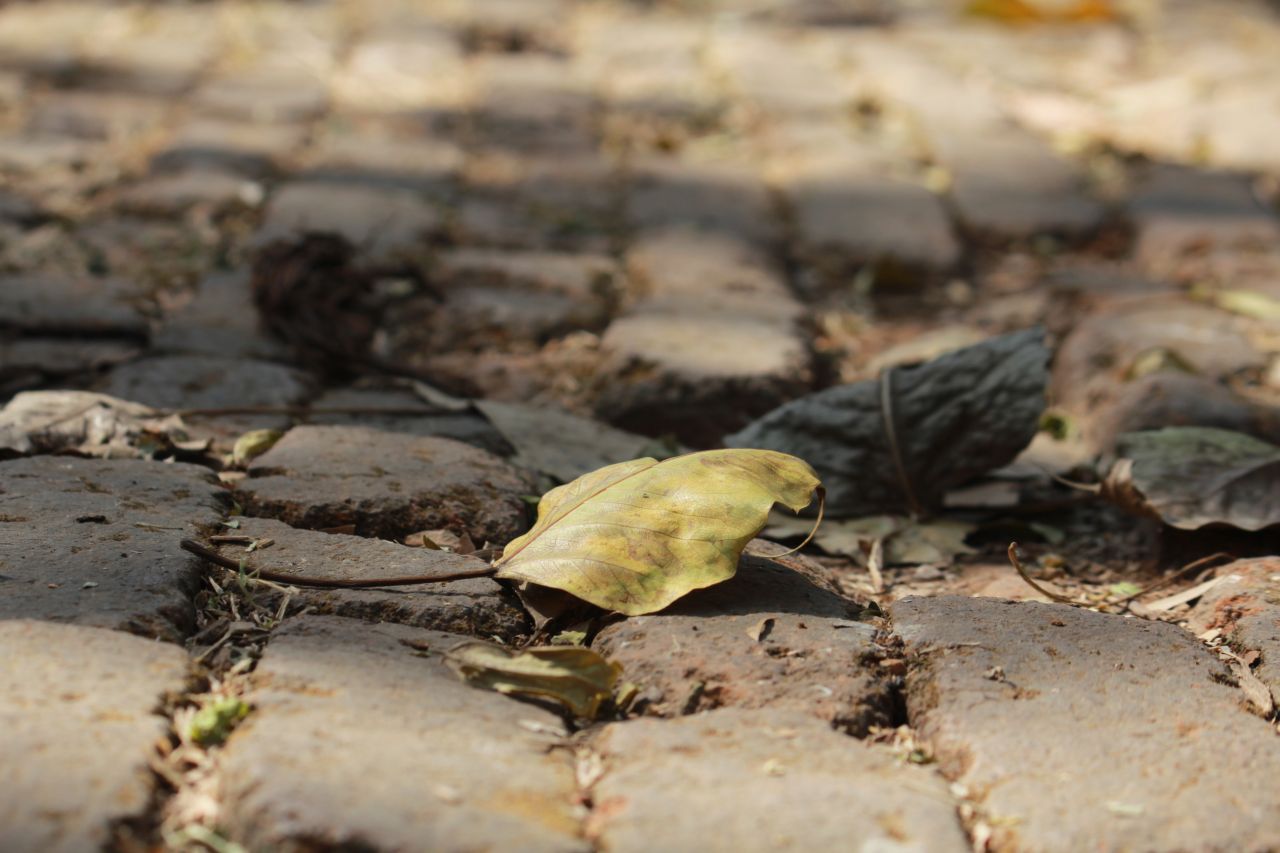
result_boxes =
[880,367,924,518]
[180,539,497,588]
[773,486,826,558]
[1110,551,1235,608]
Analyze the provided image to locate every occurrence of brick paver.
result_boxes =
[0,620,190,853]
[218,616,588,852]
[892,596,1280,852]
[0,457,224,641]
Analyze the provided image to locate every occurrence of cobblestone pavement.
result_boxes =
[2,1,1279,850]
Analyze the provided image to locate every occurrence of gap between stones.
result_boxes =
[869,612,988,850]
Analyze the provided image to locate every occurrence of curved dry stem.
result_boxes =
[773,486,826,558]
[1007,541,1079,604]
[880,367,924,517]
[180,539,496,588]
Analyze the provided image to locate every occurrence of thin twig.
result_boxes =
[180,539,497,588]
[879,367,924,518]
[168,405,457,419]
[1007,542,1079,604]
[1049,472,1103,494]
[1113,551,1235,608]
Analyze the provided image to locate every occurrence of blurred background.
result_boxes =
[1,0,1278,453]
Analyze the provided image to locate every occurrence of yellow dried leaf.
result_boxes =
[232,429,283,466]
[1210,289,1280,322]
[494,449,822,615]
[966,0,1115,22]
[444,641,621,718]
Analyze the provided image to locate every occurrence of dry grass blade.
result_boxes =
[1007,542,1079,604]
[1111,552,1235,609]
[1217,647,1276,717]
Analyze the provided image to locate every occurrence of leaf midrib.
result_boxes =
[497,460,658,565]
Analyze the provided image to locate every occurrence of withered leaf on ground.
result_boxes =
[494,449,822,616]
[0,390,190,458]
[766,514,976,566]
[231,428,284,466]
[1103,427,1280,530]
[444,641,621,718]
[727,329,1048,518]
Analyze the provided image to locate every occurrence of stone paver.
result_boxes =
[470,53,595,154]
[1052,301,1268,443]
[626,153,775,244]
[772,134,961,290]
[301,122,463,193]
[1087,372,1280,450]
[0,272,146,336]
[27,91,166,144]
[254,181,442,262]
[457,151,618,252]
[237,425,532,544]
[1,338,141,389]
[211,517,527,639]
[597,230,811,444]
[942,131,1105,240]
[0,188,41,223]
[450,0,568,53]
[1201,81,1280,174]
[330,31,467,116]
[594,553,892,734]
[113,170,264,218]
[0,619,190,853]
[218,615,588,852]
[76,8,218,96]
[152,118,307,180]
[1129,165,1280,282]
[577,11,721,143]
[306,386,513,456]
[193,65,328,125]
[0,132,100,178]
[151,271,288,361]
[1187,557,1280,705]
[846,37,1104,239]
[97,354,316,443]
[709,26,853,123]
[0,3,105,79]
[387,248,622,353]
[588,708,968,853]
[0,456,224,640]
[891,595,1280,852]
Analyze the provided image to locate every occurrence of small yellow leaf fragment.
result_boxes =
[232,429,283,466]
[444,641,622,719]
[1194,286,1280,322]
[760,758,786,777]
[432,784,463,805]
[1105,801,1145,817]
